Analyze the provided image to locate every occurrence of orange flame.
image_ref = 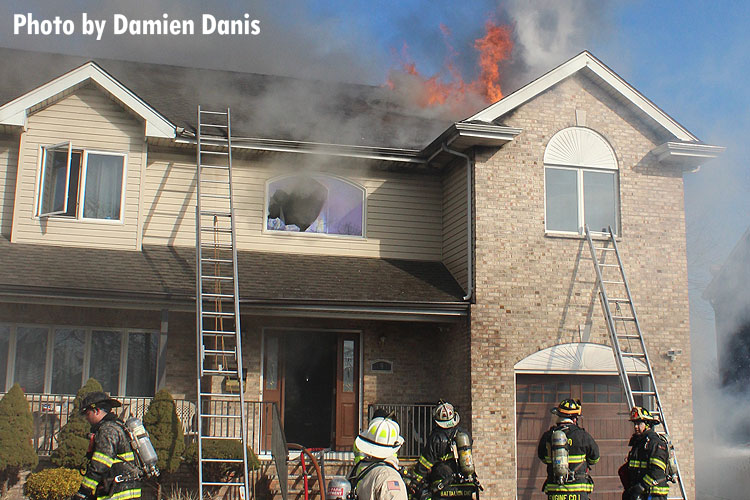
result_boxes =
[386,19,513,115]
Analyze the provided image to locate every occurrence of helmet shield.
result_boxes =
[354,417,404,459]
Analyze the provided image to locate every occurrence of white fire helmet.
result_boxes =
[433,401,460,429]
[354,417,404,459]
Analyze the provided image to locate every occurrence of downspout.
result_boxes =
[439,142,473,302]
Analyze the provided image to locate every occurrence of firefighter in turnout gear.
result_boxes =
[73,392,142,500]
[537,399,600,500]
[621,406,670,500]
[348,416,408,500]
[407,401,480,500]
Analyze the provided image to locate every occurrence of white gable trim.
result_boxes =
[469,51,697,142]
[515,342,648,375]
[0,62,175,139]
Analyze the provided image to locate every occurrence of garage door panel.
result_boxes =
[517,374,632,500]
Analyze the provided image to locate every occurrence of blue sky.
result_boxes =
[1,0,748,490]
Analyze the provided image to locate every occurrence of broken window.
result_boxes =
[37,143,125,221]
[543,127,619,235]
[266,174,364,236]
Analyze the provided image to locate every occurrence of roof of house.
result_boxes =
[0,237,467,320]
[0,47,453,149]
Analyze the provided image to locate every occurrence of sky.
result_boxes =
[1,0,749,496]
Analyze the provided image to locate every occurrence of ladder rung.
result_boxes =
[632,390,657,396]
[199,435,244,441]
[200,227,232,233]
[595,247,616,251]
[200,179,230,185]
[201,258,233,264]
[199,165,230,170]
[608,298,631,302]
[612,316,635,321]
[201,483,246,488]
[200,242,233,248]
[200,194,231,199]
[199,392,243,398]
[202,275,233,280]
[621,352,645,358]
[203,349,236,356]
[617,334,641,339]
[201,458,244,463]
[200,211,232,217]
[200,110,228,115]
[201,330,236,336]
[202,311,235,317]
[602,280,624,284]
[203,369,239,376]
[599,264,619,267]
[200,151,229,156]
[200,124,228,128]
[200,413,243,419]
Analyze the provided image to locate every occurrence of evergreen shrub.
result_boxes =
[0,383,38,490]
[24,467,82,500]
[143,389,185,474]
[51,378,103,468]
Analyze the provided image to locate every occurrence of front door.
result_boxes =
[263,330,359,451]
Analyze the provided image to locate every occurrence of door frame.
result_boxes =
[260,326,363,448]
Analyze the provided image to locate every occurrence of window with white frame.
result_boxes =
[544,127,619,235]
[37,143,126,221]
[266,174,365,236]
[0,323,158,396]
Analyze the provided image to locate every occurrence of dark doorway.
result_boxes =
[283,331,337,448]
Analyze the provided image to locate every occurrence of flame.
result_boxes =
[386,19,513,115]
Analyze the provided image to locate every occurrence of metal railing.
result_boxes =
[2,393,275,457]
[368,403,434,458]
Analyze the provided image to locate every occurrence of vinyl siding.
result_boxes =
[142,152,443,260]
[0,134,19,238]
[442,162,468,291]
[11,85,144,250]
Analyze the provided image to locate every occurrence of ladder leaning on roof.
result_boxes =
[195,106,251,500]
[584,225,688,500]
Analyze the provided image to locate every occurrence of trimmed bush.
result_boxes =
[143,389,185,474]
[184,439,260,482]
[24,467,82,500]
[51,378,103,468]
[0,383,38,492]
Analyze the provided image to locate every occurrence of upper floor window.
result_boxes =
[544,127,619,235]
[266,174,365,237]
[37,142,126,221]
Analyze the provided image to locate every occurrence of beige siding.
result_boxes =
[11,85,144,249]
[143,152,443,260]
[442,162,468,291]
[0,134,19,238]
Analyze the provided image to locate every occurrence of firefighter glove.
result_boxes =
[623,482,646,500]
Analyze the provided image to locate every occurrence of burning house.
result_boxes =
[0,45,723,499]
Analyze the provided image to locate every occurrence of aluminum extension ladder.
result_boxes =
[195,107,251,500]
[584,225,687,500]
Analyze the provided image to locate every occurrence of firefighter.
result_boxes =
[407,401,478,500]
[537,398,600,500]
[73,392,142,500]
[348,416,408,500]
[621,406,670,500]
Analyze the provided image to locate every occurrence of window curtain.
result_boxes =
[83,154,123,219]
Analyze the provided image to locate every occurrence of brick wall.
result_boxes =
[469,74,694,498]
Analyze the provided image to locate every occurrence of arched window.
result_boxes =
[544,127,619,234]
[266,174,365,236]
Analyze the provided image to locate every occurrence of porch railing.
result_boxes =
[4,393,275,457]
[368,403,434,458]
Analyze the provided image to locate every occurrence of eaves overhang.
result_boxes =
[0,286,467,322]
[423,122,522,167]
[0,61,175,139]
[651,141,725,172]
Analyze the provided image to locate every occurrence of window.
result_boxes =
[544,127,619,235]
[266,174,364,236]
[0,323,159,396]
[37,143,125,221]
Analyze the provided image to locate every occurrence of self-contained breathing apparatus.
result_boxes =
[113,417,160,483]
[550,428,570,484]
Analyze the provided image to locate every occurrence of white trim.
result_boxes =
[469,51,697,142]
[80,149,127,222]
[0,62,175,139]
[514,342,649,375]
